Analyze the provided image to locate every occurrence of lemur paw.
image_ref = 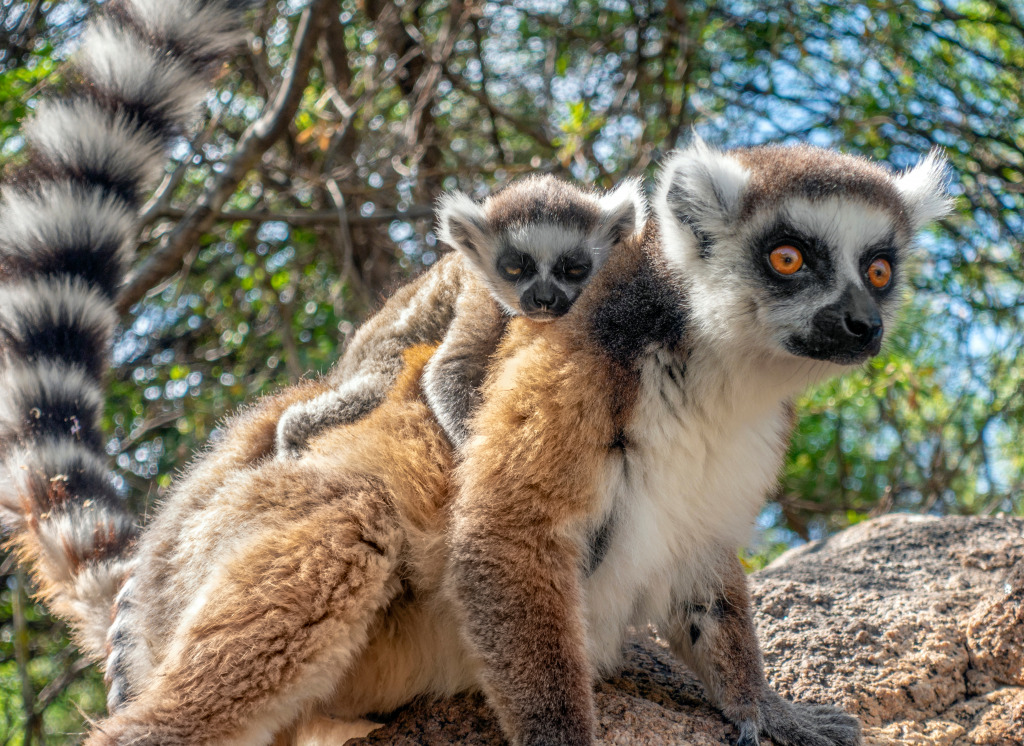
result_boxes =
[758,690,862,746]
[736,719,759,746]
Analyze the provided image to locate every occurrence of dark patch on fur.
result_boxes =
[0,383,102,452]
[106,659,133,709]
[0,306,111,381]
[588,250,688,370]
[689,622,701,646]
[686,597,728,620]
[658,353,687,406]
[19,463,121,514]
[585,515,614,577]
[12,147,147,214]
[0,231,127,299]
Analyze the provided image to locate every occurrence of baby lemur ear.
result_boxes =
[595,177,647,246]
[436,191,493,266]
[893,148,953,232]
[657,136,751,236]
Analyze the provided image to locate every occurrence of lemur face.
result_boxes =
[492,225,594,318]
[738,197,901,364]
[437,175,646,320]
[655,140,950,366]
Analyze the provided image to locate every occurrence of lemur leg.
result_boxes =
[665,552,861,746]
[450,521,595,746]
[86,480,402,746]
[276,375,390,458]
[422,295,507,449]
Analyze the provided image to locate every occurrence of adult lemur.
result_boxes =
[275,175,645,456]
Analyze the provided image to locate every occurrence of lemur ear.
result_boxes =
[893,148,953,232]
[436,191,492,265]
[595,178,647,245]
[657,136,751,231]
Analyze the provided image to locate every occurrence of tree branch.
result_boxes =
[116,0,332,314]
[442,69,554,150]
[147,204,434,225]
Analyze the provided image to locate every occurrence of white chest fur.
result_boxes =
[582,347,792,672]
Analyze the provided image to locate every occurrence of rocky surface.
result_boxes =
[357,515,1024,745]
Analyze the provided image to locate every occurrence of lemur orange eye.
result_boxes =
[504,266,522,276]
[868,258,892,289]
[769,245,803,275]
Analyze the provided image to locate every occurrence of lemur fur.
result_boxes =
[0,0,259,693]
[79,141,948,746]
[275,174,645,456]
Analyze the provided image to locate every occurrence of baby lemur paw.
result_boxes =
[757,691,862,746]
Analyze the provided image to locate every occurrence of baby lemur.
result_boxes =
[275,174,646,455]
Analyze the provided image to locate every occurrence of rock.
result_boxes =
[357,515,1024,745]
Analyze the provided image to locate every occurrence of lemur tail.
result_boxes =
[0,0,258,663]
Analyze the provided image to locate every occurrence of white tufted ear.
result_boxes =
[893,148,953,232]
[594,177,647,247]
[436,191,494,273]
[656,136,751,233]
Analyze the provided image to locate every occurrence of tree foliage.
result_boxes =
[0,0,1021,741]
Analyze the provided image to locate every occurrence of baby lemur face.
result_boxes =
[437,174,646,320]
[492,226,595,317]
[655,140,950,366]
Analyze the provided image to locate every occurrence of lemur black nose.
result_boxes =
[534,290,555,308]
[522,283,570,316]
[842,310,882,343]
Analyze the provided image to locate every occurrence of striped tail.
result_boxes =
[0,0,258,664]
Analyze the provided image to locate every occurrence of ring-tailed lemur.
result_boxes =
[68,140,949,746]
[275,174,646,456]
[0,0,259,704]
[450,139,951,746]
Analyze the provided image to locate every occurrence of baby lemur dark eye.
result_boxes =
[867,258,892,289]
[769,245,803,276]
[498,253,535,280]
